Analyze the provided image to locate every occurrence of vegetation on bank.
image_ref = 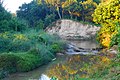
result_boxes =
[0,0,120,79]
[93,0,120,48]
[0,31,66,79]
[0,2,66,79]
[0,29,66,78]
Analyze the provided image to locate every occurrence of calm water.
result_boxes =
[3,40,98,80]
[68,40,98,49]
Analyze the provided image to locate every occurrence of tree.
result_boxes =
[63,0,97,21]
[64,2,82,19]
[17,0,59,28]
[17,1,42,27]
[38,0,62,19]
[0,3,26,32]
[81,0,97,21]
[92,0,120,47]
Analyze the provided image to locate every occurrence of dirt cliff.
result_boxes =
[46,19,100,40]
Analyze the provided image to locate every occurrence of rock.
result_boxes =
[39,74,50,80]
[107,45,118,54]
[52,58,56,61]
[46,19,100,40]
[56,53,64,56]
[67,49,75,53]
[106,46,118,58]
[111,45,118,51]
[67,43,87,52]
[109,49,117,54]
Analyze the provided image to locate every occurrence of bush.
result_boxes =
[0,30,66,78]
[0,53,20,73]
[0,30,65,53]
[0,37,11,52]
[9,40,32,52]
[28,44,55,63]
[0,53,43,73]
[92,0,120,47]
[0,32,32,52]
[16,53,42,72]
[0,69,8,79]
[51,43,61,53]
[50,41,65,54]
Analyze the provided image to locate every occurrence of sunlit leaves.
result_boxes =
[92,0,120,47]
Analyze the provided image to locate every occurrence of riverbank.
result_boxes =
[2,40,99,80]
[0,30,66,79]
[2,39,119,80]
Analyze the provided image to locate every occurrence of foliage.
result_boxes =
[93,0,101,4]
[0,29,66,79]
[17,0,99,29]
[111,27,120,48]
[0,53,20,73]
[44,14,56,27]
[0,52,42,72]
[92,0,120,47]
[51,43,62,53]
[0,30,65,53]
[0,28,66,79]
[0,32,31,52]
[0,3,27,32]
[50,76,58,80]
[29,44,55,63]
[17,1,58,28]
[15,53,42,72]
[81,0,97,21]
[0,68,8,79]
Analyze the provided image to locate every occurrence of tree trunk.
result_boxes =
[57,9,62,19]
[82,10,85,22]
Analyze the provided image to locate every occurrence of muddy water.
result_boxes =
[3,40,99,80]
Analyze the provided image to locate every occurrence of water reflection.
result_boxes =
[68,40,98,49]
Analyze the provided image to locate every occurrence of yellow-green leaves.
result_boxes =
[92,0,120,47]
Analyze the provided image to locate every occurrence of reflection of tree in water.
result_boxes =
[47,54,111,80]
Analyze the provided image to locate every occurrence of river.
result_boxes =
[3,40,99,80]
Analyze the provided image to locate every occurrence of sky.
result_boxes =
[3,0,32,13]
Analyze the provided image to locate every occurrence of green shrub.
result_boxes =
[29,44,55,63]
[0,53,43,73]
[0,37,11,52]
[0,30,65,53]
[0,53,20,73]
[0,32,32,52]
[9,40,32,52]
[50,43,62,54]
[15,53,42,72]
[0,29,66,78]
[0,68,8,79]
[50,40,66,54]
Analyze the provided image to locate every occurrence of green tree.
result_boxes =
[81,0,97,21]
[17,0,59,28]
[64,2,82,19]
[0,3,26,32]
